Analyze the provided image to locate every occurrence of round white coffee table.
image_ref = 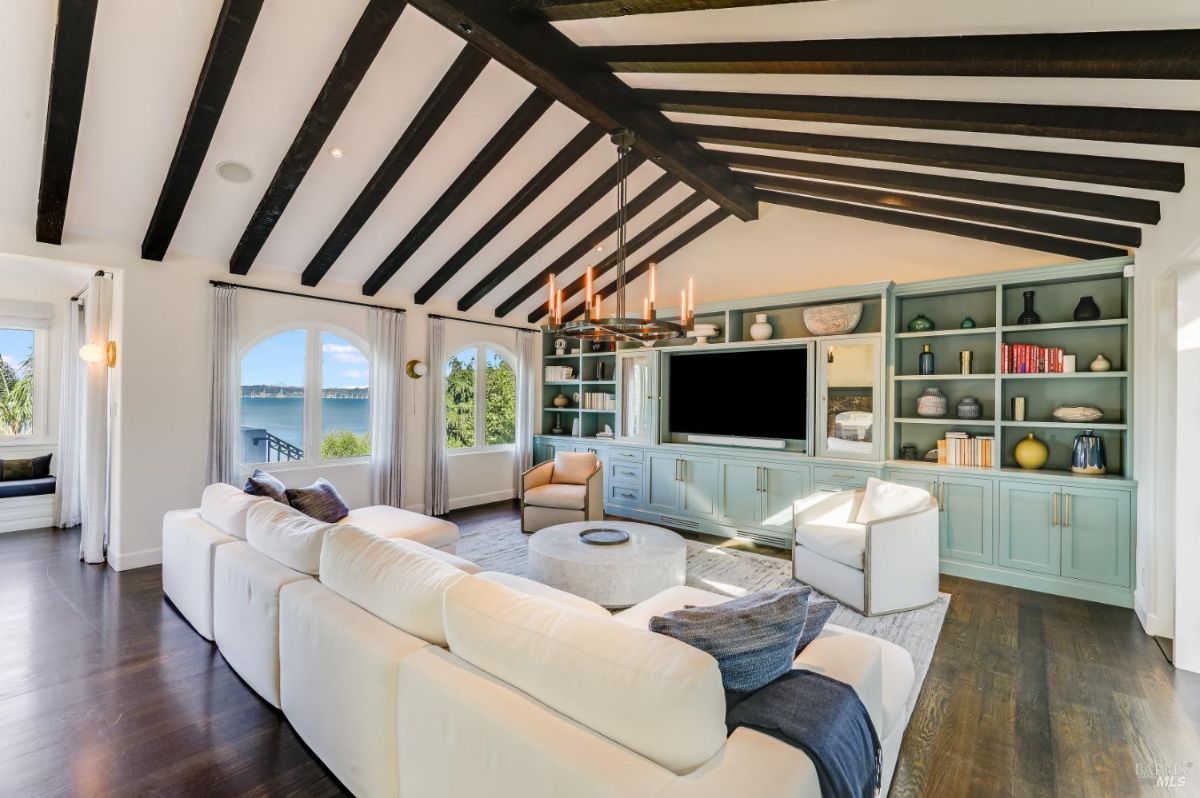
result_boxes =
[528,521,687,609]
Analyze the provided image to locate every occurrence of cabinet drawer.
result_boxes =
[608,447,645,463]
[609,461,643,484]
[813,466,870,488]
[608,482,642,506]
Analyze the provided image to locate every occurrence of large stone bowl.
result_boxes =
[802,301,864,336]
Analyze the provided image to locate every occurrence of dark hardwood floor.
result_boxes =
[1,504,1195,797]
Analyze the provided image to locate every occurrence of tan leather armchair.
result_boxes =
[521,451,603,533]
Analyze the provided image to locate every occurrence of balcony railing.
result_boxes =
[241,427,303,463]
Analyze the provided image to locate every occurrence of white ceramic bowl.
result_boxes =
[802,301,863,336]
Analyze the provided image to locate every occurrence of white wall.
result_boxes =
[1173,260,1200,672]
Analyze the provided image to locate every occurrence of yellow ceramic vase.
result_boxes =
[1014,432,1049,470]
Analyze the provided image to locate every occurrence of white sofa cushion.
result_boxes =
[443,576,727,775]
[523,483,586,511]
[340,504,459,551]
[199,483,268,540]
[319,525,470,646]
[392,537,481,574]
[245,500,337,575]
[478,571,609,616]
[855,478,931,525]
[793,521,866,570]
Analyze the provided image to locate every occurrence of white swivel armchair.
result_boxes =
[792,477,939,616]
[521,451,603,533]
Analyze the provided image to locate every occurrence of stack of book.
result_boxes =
[938,432,994,467]
[581,392,615,410]
[544,365,575,381]
[1001,343,1065,373]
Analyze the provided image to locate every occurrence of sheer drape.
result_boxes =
[79,275,112,564]
[513,329,537,491]
[424,317,449,516]
[206,285,239,485]
[369,308,406,507]
[53,300,84,528]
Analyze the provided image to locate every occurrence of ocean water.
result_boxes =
[240,397,368,450]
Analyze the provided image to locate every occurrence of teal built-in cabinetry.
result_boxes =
[533,258,1136,607]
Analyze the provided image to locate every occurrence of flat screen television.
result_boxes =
[667,347,807,441]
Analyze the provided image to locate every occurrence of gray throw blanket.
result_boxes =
[726,670,881,798]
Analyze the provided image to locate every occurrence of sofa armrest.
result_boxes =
[584,466,604,519]
[656,728,820,798]
[521,462,554,496]
[792,490,860,529]
[865,504,940,613]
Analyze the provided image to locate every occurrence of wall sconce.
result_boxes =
[406,359,427,379]
[79,341,117,368]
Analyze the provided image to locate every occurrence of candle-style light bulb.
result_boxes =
[649,263,656,308]
[593,293,601,320]
[585,266,593,319]
[680,289,687,327]
[547,275,555,321]
[687,275,695,326]
[643,296,650,321]
[556,289,564,324]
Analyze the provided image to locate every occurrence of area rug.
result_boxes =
[456,516,949,718]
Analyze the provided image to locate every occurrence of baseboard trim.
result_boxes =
[939,559,1133,608]
[449,488,515,511]
[109,546,162,572]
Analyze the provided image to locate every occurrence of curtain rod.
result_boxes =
[70,270,110,302]
[209,280,405,314]
[427,313,537,334]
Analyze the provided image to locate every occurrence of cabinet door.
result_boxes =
[679,456,720,520]
[998,481,1060,574]
[573,443,607,471]
[815,337,880,461]
[618,352,657,444]
[720,461,761,528]
[940,476,995,565]
[534,440,559,465]
[760,464,812,535]
[645,454,681,514]
[885,469,939,499]
[1061,487,1132,587]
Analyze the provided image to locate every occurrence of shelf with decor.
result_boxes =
[894,327,997,339]
[894,374,995,382]
[1000,371,1127,380]
[894,417,995,426]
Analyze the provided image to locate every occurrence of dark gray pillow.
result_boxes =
[0,454,51,481]
[796,597,838,654]
[285,478,349,523]
[650,587,811,696]
[244,468,288,504]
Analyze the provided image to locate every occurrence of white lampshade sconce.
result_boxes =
[79,341,117,368]
[406,359,428,379]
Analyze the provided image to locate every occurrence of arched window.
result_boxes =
[240,326,369,465]
[445,345,516,452]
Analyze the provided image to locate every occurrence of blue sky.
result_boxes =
[0,328,34,377]
[240,330,367,389]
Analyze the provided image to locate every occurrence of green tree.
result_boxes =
[320,429,370,459]
[484,356,516,445]
[444,354,475,448]
[0,346,33,436]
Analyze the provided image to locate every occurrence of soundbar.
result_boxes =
[686,434,786,450]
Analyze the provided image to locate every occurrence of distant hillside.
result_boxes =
[241,385,367,399]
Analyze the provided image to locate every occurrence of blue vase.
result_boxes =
[1071,429,1106,475]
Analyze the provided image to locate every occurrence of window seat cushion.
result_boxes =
[0,476,56,499]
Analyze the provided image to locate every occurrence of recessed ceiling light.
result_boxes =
[329,146,345,159]
[215,160,254,184]
[595,245,604,252]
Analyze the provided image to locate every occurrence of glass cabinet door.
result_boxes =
[618,351,657,444]
[816,337,881,461]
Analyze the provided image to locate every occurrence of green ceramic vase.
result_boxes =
[907,313,935,332]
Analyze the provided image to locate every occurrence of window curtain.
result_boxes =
[53,299,85,528]
[205,285,239,485]
[513,329,537,491]
[368,307,406,507]
[424,316,449,516]
[79,275,112,564]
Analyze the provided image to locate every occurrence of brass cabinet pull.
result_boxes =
[1064,493,1071,527]
[939,482,946,508]
[929,482,938,508]
[1052,493,1059,526]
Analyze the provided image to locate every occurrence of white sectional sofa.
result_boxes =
[163,486,917,798]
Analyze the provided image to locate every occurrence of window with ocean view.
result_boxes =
[240,326,369,465]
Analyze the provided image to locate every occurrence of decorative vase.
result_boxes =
[749,313,774,341]
[802,302,862,336]
[1014,432,1049,470]
[553,337,567,355]
[956,397,982,419]
[552,393,570,408]
[907,313,935,332]
[1073,296,1101,322]
[1071,429,1107,475]
[1090,353,1112,372]
[918,345,935,375]
[959,350,973,375]
[915,386,948,418]
[1016,291,1041,325]
[960,315,977,329]
[900,443,919,461]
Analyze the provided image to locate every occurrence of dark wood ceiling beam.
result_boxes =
[719,151,1160,225]
[403,0,757,220]
[751,176,1140,247]
[513,0,822,20]
[644,89,1200,148]
[526,191,707,322]
[229,0,407,275]
[444,150,647,308]
[142,0,265,261]
[558,208,731,323]
[491,172,679,316]
[683,123,1185,192]
[37,0,99,245]
[590,29,1200,79]
[360,90,554,296]
[413,123,606,305]
[299,46,488,287]
[757,189,1126,261]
